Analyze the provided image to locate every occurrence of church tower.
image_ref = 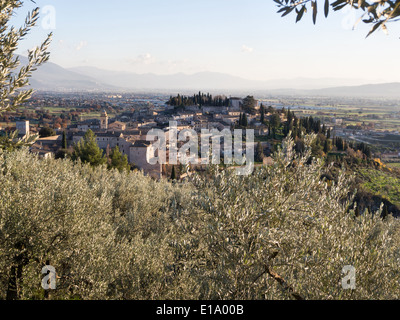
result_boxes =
[100,110,108,130]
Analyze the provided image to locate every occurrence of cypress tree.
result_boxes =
[243,113,248,127]
[62,131,67,149]
[260,104,265,124]
[256,142,264,163]
[323,139,329,154]
[72,129,106,167]
[108,146,130,172]
[171,165,176,180]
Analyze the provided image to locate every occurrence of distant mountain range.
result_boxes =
[17,56,400,97]
[18,56,114,91]
[68,66,374,91]
[312,82,400,98]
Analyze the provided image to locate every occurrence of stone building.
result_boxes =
[16,120,30,137]
[100,110,109,130]
[72,132,163,179]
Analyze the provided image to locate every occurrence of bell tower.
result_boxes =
[100,110,108,130]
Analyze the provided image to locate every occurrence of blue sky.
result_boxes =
[12,0,400,82]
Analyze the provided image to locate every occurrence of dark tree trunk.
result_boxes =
[6,264,23,300]
[6,248,29,300]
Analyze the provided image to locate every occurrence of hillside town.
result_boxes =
[4,0,400,304]
[2,92,400,179]
[3,95,273,178]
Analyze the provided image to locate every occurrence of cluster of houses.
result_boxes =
[14,97,277,179]
[23,110,162,178]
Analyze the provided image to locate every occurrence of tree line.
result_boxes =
[167,92,230,108]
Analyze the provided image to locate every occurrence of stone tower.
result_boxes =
[100,110,108,130]
[16,120,30,136]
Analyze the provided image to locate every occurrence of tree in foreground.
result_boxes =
[0,1,52,112]
[0,130,38,152]
[274,0,400,37]
[1,135,400,300]
[176,135,400,299]
[0,1,52,151]
[108,146,130,172]
[72,130,106,167]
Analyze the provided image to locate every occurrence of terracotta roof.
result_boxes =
[132,140,151,148]
[38,135,61,141]
[109,121,125,126]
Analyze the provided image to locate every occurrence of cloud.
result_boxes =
[125,54,192,74]
[241,45,254,53]
[128,53,156,65]
[75,41,88,51]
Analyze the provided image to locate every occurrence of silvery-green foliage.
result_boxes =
[104,169,200,300]
[171,135,400,300]
[0,1,52,112]
[0,135,400,300]
[0,130,39,152]
[0,1,51,151]
[0,149,194,300]
[275,0,400,38]
[0,149,129,299]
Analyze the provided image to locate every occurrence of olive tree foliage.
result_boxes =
[0,129,37,152]
[0,149,176,299]
[0,147,199,300]
[173,135,400,299]
[0,0,52,111]
[0,150,124,299]
[0,0,52,150]
[274,0,400,37]
[0,135,400,300]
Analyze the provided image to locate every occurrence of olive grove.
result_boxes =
[1,0,400,300]
[1,137,400,299]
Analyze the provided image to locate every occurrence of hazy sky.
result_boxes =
[13,0,400,82]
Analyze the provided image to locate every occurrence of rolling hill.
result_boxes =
[13,56,400,97]
[17,56,114,91]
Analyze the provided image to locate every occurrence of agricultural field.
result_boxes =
[358,168,400,208]
[261,96,400,133]
[387,163,400,169]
